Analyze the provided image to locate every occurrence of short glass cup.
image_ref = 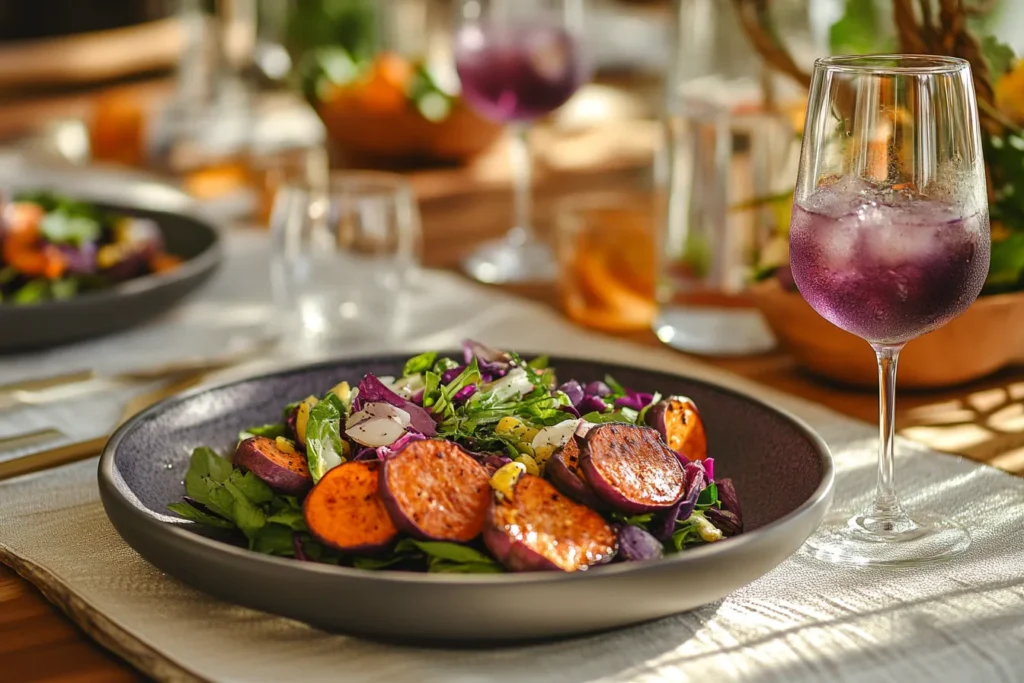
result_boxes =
[269,172,422,356]
[555,193,658,333]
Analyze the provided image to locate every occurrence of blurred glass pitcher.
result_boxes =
[654,0,811,356]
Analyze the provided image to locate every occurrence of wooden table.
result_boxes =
[4,134,1024,683]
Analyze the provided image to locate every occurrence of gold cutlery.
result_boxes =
[0,374,206,483]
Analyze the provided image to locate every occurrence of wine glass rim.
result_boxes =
[815,54,969,75]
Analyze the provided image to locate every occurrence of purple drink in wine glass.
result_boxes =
[789,181,990,345]
[454,23,586,123]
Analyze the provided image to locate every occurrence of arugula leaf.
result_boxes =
[432,357,460,374]
[229,470,274,505]
[305,393,346,482]
[982,35,1016,81]
[696,482,719,509]
[12,280,49,305]
[50,279,79,300]
[192,447,234,482]
[223,481,267,540]
[636,392,661,425]
[40,212,102,246]
[395,539,504,573]
[527,355,549,370]
[352,555,414,570]
[266,508,307,531]
[238,423,287,441]
[421,371,442,408]
[580,410,635,425]
[611,511,655,530]
[604,374,625,396]
[672,522,703,551]
[403,351,437,377]
[167,501,235,528]
[251,524,296,556]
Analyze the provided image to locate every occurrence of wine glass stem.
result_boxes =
[508,122,534,247]
[870,343,909,526]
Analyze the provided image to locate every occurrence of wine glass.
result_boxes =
[790,55,990,566]
[453,0,589,284]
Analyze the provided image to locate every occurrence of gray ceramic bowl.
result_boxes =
[99,354,834,644]
[0,156,222,351]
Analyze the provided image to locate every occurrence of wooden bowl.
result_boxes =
[316,98,503,166]
[749,279,1024,389]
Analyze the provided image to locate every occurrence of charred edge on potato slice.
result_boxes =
[380,439,491,543]
[303,460,398,553]
[581,424,687,513]
[485,474,617,572]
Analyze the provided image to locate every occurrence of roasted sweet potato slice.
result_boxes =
[546,436,606,510]
[581,423,686,513]
[234,436,313,495]
[304,460,398,553]
[484,474,617,572]
[645,396,707,462]
[379,439,491,543]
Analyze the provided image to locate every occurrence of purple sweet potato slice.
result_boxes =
[484,474,617,572]
[303,460,398,553]
[581,423,687,513]
[617,524,664,562]
[379,439,491,543]
[645,396,707,463]
[234,436,313,496]
[546,436,606,510]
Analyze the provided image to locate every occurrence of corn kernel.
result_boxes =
[295,395,319,447]
[534,443,555,464]
[489,461,527,500]
[510,424,530,439]
[521,427,540,443]
[275,436,298,455]
[339,439,351,460]
[516,454,540,476]
[516,443,535,457]
[495,416,520,435]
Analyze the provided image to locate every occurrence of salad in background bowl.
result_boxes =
[0,190,182,305]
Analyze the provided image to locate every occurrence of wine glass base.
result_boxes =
[462,235,556,284]
[803,511,971,567]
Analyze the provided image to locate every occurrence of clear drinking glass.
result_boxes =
[269,172,422,356]
[791,55,990,566]
[453,0,589,284]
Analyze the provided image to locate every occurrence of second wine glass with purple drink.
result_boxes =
[791,55,990,567]
[453,0,589,284]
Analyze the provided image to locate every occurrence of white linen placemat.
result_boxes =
[2,235,1023,683]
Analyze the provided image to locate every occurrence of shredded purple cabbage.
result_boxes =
[557,380,585,407]
[353,374,437,437]
[441,366,465,384]
[584,381,612,397]
[703,457,715,482]
[579,395,609,415]
[453,384,476,403]
[462,339,511,380]
[614,390,655,412]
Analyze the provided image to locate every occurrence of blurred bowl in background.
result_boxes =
[749,278,1024,390]
[318,96,502,166]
